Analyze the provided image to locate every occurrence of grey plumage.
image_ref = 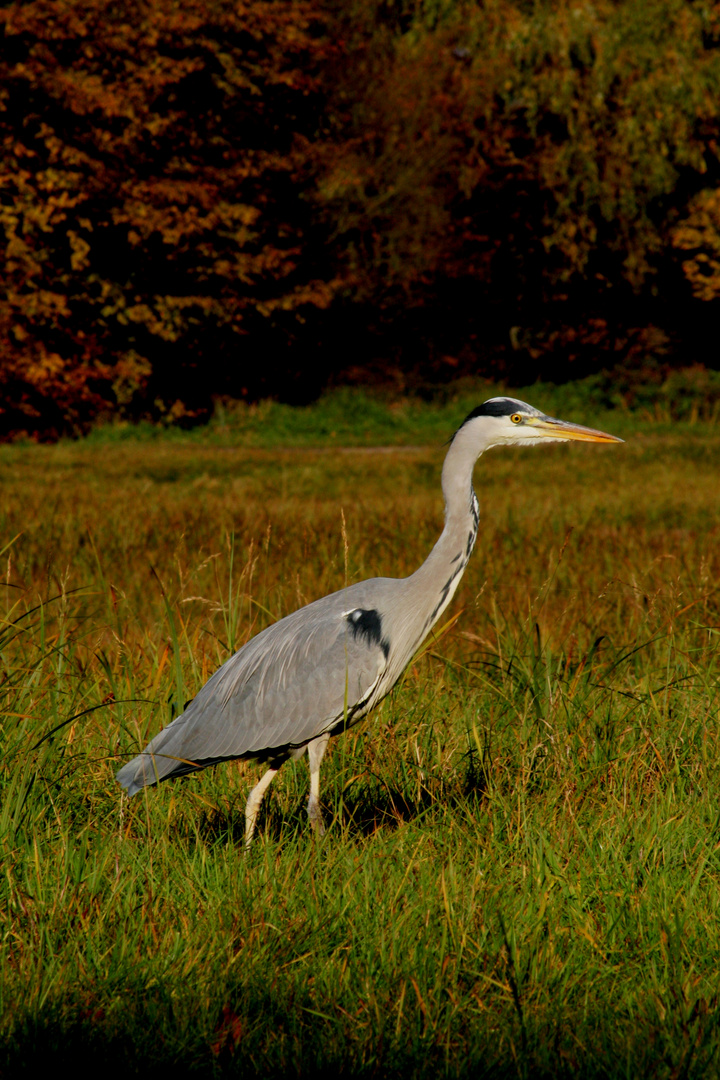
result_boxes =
[119,584,394,788]
[116,397,622,844]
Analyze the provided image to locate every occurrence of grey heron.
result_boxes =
[116,398,622,844]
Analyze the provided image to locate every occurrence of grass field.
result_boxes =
[1,388,720,1077]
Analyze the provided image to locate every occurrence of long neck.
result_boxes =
[404,424,485,639]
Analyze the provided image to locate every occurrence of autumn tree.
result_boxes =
[321,0,720,380]
[4,0,720,436]
[0,0,335,436]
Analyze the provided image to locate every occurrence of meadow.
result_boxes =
[1,387,720,1077]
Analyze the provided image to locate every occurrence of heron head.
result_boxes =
[457,397,623,449]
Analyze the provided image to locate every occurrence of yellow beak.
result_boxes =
[527,416,624,444]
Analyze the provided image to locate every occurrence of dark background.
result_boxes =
[1,0,719,437]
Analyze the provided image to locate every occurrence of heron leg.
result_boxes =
[307,732,330,835]
[244,765,280,849]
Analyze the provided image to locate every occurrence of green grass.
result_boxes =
[78,367,720,449]
[1,395,720,1077]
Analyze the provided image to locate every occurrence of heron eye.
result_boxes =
[510,413,523,424]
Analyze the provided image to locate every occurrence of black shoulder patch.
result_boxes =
[347,609,390,659]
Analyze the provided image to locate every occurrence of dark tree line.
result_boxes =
[1,0,720,436]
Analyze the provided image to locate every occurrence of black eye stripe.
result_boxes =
[462,399,520,421]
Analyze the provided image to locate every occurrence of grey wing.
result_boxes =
[116,588,391,794]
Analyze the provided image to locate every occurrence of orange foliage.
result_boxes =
[672,189,720,302]
[323,0,720,367]
[3,0,720,434]
[333,1,720,276]
[0,0,335,436]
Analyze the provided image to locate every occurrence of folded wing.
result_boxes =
[116,587,391,795]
